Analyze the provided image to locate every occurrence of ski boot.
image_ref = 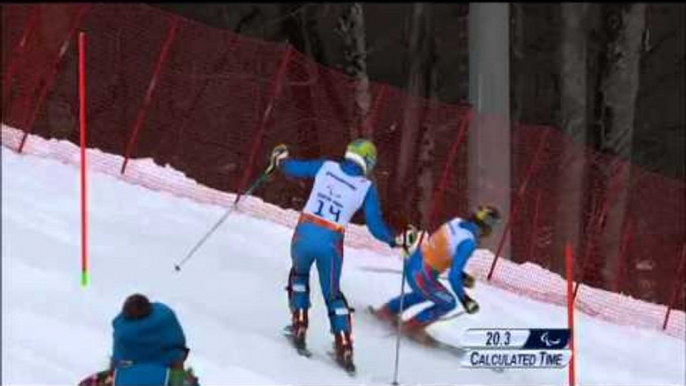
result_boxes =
[400,318,437,347]
[290,308,308,350]
[370,303,400,327]
[333,331,356,374]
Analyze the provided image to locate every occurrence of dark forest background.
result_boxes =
[141,3,684,306]
[152,3,685,182]
[3,3,681,306]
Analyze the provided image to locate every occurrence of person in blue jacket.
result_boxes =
[110,294,188,371]
[79,294,199,386]
[270,139,409,370]
[372,205,501,345]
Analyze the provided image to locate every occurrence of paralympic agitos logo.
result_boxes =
[540,331,562,347]
[522,329,570,350]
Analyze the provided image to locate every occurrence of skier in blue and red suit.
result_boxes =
[269,139,412,371]
[372,205,501,344]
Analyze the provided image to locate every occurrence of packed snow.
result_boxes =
[2,146,684,385]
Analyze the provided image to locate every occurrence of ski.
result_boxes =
[429,340,468,358]
[366,305,503,373]
[402,327,468,358]
[282,325,313,358]
[282,325,357,376]
[326,351,357,377]
[282,326,359,376]
[408,332,505,373]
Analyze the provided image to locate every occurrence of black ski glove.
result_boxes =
[460,293,480,314]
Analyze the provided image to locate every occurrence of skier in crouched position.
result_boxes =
[79,294,199,386]
[372,205,501,345]
[270,139,409,372]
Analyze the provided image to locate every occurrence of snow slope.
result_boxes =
[2,146,684,385]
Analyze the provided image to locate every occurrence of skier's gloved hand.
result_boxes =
[269,144,289,170]
[393,225,422,252]
[460,294,480,314]
[462,271,476,289]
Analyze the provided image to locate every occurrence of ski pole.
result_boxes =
[391,235,411,386]
[439,310,466,322]
[174,163,276,272]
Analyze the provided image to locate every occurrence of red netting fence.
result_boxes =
[2,4,684,337]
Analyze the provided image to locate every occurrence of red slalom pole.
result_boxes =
[566,243,576,386]
[121,16,180,175]
[79,31,88,287]
[663,245,686,330]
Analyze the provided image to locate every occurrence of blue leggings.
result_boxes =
[386,250,457,324]
[288,221,352,334]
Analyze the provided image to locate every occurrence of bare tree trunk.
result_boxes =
[599,4,645,158]
[510,3,525,125]
[393,3,431,223]
[298,5,324,157]
[335,3,372,139]
[468,3,510,254]
[560,3,590,144]
[416,29,439,228]
[278,4,324,159]
[589,4,646,289]
[553,3,590,273]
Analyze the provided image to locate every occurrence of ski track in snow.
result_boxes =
[2,147,685,385]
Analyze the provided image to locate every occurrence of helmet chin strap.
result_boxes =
[344,151,368,175]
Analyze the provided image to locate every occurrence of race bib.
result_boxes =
[302,161,371,227]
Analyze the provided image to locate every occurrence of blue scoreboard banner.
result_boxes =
[459,328,572,369]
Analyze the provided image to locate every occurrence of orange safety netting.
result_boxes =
[2,3,684,338]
